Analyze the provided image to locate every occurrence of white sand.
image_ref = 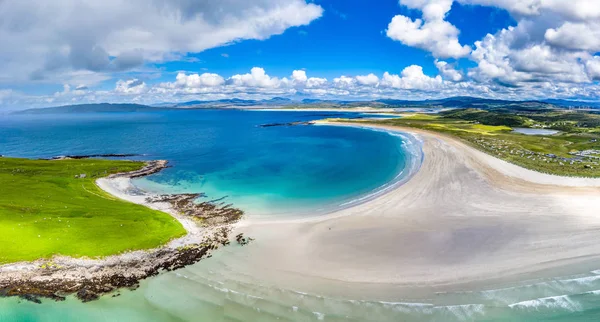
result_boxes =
[217,122,600,298]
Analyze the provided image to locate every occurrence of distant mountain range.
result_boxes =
[14,97,600,114]
[15,103,163,114]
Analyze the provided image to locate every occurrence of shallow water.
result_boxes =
[1,109,600,321]
[4,249,600,321]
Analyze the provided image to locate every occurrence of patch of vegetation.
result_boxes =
[525,111,600,129]
[342,110,600,177]
[0,158,186,264]
[440,109,532,127]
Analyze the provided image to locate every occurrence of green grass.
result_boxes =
[344,113,600,177]
[0,158,186,264]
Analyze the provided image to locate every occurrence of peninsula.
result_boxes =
[0,157,243,302]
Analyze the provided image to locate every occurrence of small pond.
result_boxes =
[512,127,560,135]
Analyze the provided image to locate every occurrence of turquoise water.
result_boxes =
[3,250,600,321]
[0,110,407,216]
[2,109,600,321]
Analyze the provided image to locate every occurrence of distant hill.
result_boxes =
[15,103,161,114]
[541,99,600,109]
[14,96,600,114]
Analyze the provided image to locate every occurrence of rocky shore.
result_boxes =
[0,160,245,303]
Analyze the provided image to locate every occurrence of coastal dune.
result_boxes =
[222,123,600,299]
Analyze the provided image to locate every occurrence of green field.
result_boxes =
[0,158,186,264]
[349,110,600,177]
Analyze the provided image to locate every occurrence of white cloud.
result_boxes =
[586,57,600,81]
[386,0,471,58]
[0,0,323,85]
[381,65,444,90]
[291,70,308,83]
[458,0,600,20]
[172,72,225,88]
[229,67,283,88]
[457,0,542,16]
[53,83,89,98]
[463,0,600,87]
[115,79,148,94]
[6,0,600,107]
[386,0,600,92]
[540,0,600,21]
[545,22,600,52]
[355,73,380,85]
[435,60,463,81]
[333,76,356,87]
[7,64,600,109]
[306,77,328,88]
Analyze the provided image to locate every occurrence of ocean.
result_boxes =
[1,109,600,321]
[0,109,407,217]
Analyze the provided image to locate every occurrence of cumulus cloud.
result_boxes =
[229,67,284,88]
[387,0,471,58]
[171,72,226,88]
[385,0,600,91]
[291,70,330,88]
[545,22,600,52]
[458,0,600,88]
[291,70,308,83]
[435,60,463,81]
[0,0,323,84]
[155,68,332,97]
[306,77,328,88]
[456,0,542,16]
[355,74,380,86]
[333,76,356,87]
[6,0,600,108]
[9,63,600,109]
[457,0,600,20]
[115,79,148,94]
[586,57,600,81]
[381,65,444,90]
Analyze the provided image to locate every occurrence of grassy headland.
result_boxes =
[0,157,186,264]
[340,108,600,177]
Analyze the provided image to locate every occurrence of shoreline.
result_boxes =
[225,120,600,301]
[0,160,243,303]
[329,121,600,188]
[4,119,600,306]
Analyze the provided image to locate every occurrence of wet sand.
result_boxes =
[223,122,600,300]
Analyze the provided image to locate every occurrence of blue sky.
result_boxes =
[156,0,513,80]
[1,0,600,108]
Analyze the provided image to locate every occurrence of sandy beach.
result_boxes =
[8,121,599,303]
[213,122,600,300]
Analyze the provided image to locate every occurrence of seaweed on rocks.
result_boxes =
[146,194,244,226]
